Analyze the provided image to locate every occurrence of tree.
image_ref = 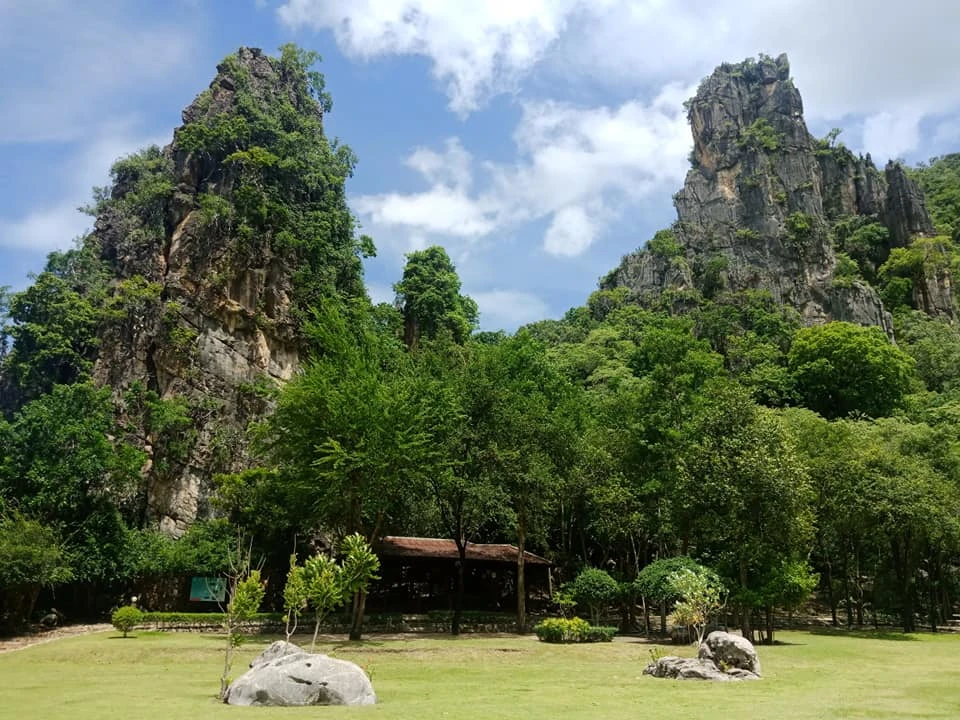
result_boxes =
[788,322,916,418]
[219,538,265,700]
[303,553,343,649]
[339,533,381,641]
[673,383,814,643]
[282,553,308,643]
[634,557,713,634]
[569,567,619,625]
[1,272,101,403]
[413,339,511,634]
[468,333,583,631]
[668,567,726,645]
[394,246,478,348]
[0,513,72,632]
[0,383,145,586]
[262,307,431,542]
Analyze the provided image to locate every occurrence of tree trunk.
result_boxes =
[660,600,667,635]
[765,605,775,645]
[739,560,752,643]
[516,516,526,633]
[825,559,838,627]
[349,590,367,641]
[452,541,466,636]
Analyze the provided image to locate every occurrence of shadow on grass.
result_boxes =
[807,627,918,641]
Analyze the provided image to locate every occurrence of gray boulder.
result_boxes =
[644,631,761,682]
[644,656,738,681]
[224,641,377,706]
[699,631,762,676]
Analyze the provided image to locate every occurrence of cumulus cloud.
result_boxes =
[277,0,960,158]
[353,84,692,257]
[279,1,960,120]
[277,0,602,115]
[862,110,925,162]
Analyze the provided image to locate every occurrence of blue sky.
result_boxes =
[3,0,960,331]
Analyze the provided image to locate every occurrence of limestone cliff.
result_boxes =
[604,54,942,330]
[90,47,364,535]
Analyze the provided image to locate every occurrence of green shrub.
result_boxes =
[569,567,620,625]
[533,617,617,643]
[738,118,781,152]
[111,605,144,638]
[583,626,617,642]
[534,617,590,643]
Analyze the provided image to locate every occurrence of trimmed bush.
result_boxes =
[534,617,617,644]
[111,605,144,638]
[569,567,620,625]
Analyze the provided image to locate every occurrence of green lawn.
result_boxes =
[2,629,959,719]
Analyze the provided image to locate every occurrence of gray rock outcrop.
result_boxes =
[84,47,369,535]
[604,53,945,333]
[644,631,761,682]
[224,641,377,706]
[698,630,762,675]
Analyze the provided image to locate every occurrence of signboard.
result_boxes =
[189,576,226,603]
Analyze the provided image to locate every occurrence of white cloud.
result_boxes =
[861,110,924,162]
[471,289,550,329]
[277,0,960,159]
[558,0,960,147]
[543,205,599,257]
[277,0,601,115]
[353,84,691,257]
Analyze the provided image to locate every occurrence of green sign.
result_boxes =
[189,576,226,602]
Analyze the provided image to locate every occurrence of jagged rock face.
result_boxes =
[607,53,941,333]
[93,49,306,535]
[884,162,936,247]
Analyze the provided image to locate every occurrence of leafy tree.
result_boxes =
[261,306,430,541]
[1,273,101,403]
[282,554,308,642]
[667,567,726,645]
[339,533,381,641]
[219,539,265,700]
[895,311,960,392]
[634,557,715,634]
[0,513,73,631]
[788,322,916,418]
[674,384,813,643]
[569,567,620,625]
[303,553,343,649]
[0,383,145,584]
[394,246,478,348]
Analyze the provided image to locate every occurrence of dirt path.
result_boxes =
[0,623,112,654]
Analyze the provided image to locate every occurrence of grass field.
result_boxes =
[2,629,959,720]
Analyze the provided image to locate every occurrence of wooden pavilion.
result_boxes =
[366,536,553,614]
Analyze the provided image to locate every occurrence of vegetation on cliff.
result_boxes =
[2,51,960,645]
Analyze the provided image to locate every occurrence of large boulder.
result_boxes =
[644,631,761,682]
[224,641,377,706]
[698,631,762,676]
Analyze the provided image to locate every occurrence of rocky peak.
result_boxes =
[91,47,359,535]
[606,53,944,333]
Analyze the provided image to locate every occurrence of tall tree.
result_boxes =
[788,321,916,419]
[394,246,478,349]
